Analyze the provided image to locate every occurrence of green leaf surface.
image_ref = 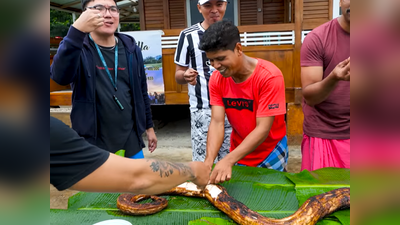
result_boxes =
[50,166,350,225]
[188,217,236,225]
[115,150,126,157]
[285,168,350,225]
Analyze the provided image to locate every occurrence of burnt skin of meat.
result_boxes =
[117,183,350,225]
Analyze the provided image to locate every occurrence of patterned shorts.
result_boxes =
[191,108,231,162]
[236,136,289,172]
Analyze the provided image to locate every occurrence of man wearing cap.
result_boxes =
[174,0,232,163]
[51,0,157,159]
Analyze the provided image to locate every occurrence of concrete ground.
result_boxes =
[50,106,302,209]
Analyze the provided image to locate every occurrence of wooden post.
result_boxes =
[293,0,303,89]
[139,0,146,30]
[257,0,263,25]
[163,0,171,29]
[287,0,304,145]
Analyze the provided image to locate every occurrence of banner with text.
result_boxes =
[123,30,165,105]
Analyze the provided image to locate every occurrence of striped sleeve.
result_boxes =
[174,31,190,67]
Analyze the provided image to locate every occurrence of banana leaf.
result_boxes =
[188,217,236,224]
[285,168,350,225]
[115,150,126,157]
[50,166,350,225]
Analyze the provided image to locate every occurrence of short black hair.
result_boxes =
[199,20,241,52]
[81,0,117,10]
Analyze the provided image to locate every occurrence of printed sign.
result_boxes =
[123,30,165,105]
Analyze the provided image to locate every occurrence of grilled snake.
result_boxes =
[117,182,350,225]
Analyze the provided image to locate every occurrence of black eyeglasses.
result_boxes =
[86,4,120,16]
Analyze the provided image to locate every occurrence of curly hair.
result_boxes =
[199,20,241,52]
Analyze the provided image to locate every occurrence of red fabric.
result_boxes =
[300,18,350,140]
[301,134,350,171]
[209,59,286,167]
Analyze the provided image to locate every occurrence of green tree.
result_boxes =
[50,9,72,37]
[120,23,140,32]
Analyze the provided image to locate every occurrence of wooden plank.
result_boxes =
[139,0,145,30]
[304,14,329,19]
[303,2,329,6]
[165,93,189,105]
[303,19,329,29]
[257,0,264,24]
[303,10,329,15]
[169,0,186,29]
[284,0,289,23]
[50,92,72,106]
[238,23,295,32]
[286,103,304,145]
[162,29,182,36]
[304,5,330,10]
[239,0,258,25]
[304,0,328,2]
[293,0,303,88]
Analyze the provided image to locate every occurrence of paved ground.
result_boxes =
[50,106,302,209]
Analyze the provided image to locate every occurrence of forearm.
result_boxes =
[130,159,196,195]
[204,120,225,166]
[302,72,339,106]
[51,26,85,85]
[223,127,269,165]
[71,154,196,195]
[175,70,187,84]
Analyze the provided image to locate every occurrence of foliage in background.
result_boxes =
[120,23,140,32]
[51,9,73,37]
[50,9,140,37]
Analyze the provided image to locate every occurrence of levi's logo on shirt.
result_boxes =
[223,98,254,112]
[268,104,280,110]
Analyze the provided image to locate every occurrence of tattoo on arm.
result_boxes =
[147,160,195,179]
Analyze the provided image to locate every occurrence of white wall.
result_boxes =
[333,0,341,18]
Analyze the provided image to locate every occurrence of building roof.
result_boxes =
[50,0,140,22]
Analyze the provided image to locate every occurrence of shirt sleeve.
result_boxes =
[257,75,286,117]
[209,71,224,107]
[174,31,190,67]
[300,32,324,67]
[50,117,110,191]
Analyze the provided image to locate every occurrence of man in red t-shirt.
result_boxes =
[199,21,288,184]
[300,0,350,171]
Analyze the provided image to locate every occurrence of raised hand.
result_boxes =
[72,8,104,33]
[184,68,199,86]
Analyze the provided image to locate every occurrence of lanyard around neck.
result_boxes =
[89,34,118,91]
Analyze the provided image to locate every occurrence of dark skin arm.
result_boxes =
[208,116,275,184]
[204,106,226,170]
[175,65,198,85]
[204,105,275,184]
[301,57,350,107]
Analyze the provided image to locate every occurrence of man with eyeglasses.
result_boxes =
[174,0,232,164]
[51,0,157,159]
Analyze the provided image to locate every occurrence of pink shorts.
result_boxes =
[301,134,350,171]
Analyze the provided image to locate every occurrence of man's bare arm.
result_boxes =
[221,116,274,165]
[175,65,198,85]
[71,154,208,195]
[204,106,226,168]
[175,65,188,84]
[302,58,350,107]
